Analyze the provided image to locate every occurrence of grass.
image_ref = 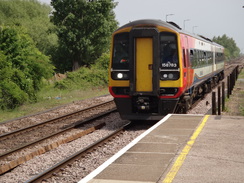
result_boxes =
[0,85,109,123]
[224,68,244,116]
[236,70,244,115]
[239,90,244,116]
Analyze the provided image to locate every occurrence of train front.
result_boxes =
[109,20,184,120]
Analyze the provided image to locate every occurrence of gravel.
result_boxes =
[0,110,144,183]
[187,90,213,115]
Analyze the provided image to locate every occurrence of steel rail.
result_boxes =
[0,108,116,160]
[25,122,131,183]
[0,100,114,139]
[0,108,117,175]
[0,94,112,125]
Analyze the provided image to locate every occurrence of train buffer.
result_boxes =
[80,114,244,183]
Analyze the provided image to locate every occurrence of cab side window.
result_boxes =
[112,33,129,70]
[160,32,179,68]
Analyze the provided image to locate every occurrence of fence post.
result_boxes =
[227,75,230,98]
[212,92,216,115]
[218,86,221,115]
[230,73,233,95]
[236,66,239,79]
[222,82,225,111]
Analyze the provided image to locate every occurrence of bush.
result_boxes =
[0,26,55,110]
[0,80,28,109]
[55,52,110,90]
[93,52,110,70]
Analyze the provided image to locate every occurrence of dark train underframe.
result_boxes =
[176,70,224,114]
[114,70,224,121]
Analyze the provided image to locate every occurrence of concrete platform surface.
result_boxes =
[79,114,244,183]
[164,115,244,183]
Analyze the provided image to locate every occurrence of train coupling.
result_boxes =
[136,97,150,111]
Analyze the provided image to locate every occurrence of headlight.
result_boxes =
[168,73,174,79]
[160,71,179,80]
[111,70,129,80]
[117,73,123,79]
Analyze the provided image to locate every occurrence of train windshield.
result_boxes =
[160,32,179,69]
[112,33,129,70]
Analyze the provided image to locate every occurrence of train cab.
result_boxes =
[109,20,185,120]
[109,19,224,121]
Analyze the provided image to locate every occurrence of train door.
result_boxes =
[129,28,159,96]
[183,36,193,88]
[182,36,188,88]
[185,36,191,88]
[135,38,153,92]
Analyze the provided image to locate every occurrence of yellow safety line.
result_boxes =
[162,115,210,183]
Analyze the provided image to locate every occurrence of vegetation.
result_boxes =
[213,34,240,60]
[238,71,244,116]
[0,0,58,56]
[54,52,109,90]
[0,52,110,122]
[0,26,54,109]
[0,87,109,123]
[224,69,244,116]
[0,0,116,112]
[51,0,118,71]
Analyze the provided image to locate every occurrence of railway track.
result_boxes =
[25,122,132,183]
[0,100,114,138]
[0,100,116,174]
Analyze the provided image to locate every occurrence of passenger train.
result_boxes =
[108,19,225,120]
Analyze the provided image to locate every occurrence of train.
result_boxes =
[108,19,225,120]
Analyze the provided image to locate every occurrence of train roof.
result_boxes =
[117,19,180,32]
[116,19,224,48]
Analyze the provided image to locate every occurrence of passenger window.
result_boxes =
[112,33,129,70]
[189,49,194,67]
[183,49,186,67]
[160,32,179,68]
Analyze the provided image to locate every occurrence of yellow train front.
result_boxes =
[109,19,186,121]
[109,19,224,121]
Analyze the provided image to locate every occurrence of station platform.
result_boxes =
[79,114,244,183]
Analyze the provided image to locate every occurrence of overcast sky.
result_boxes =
[40,0,244,53]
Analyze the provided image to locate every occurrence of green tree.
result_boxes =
[0,0,58,56]
[213,34,240,59]
[0,26,54,109]
[51,0,118,71]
